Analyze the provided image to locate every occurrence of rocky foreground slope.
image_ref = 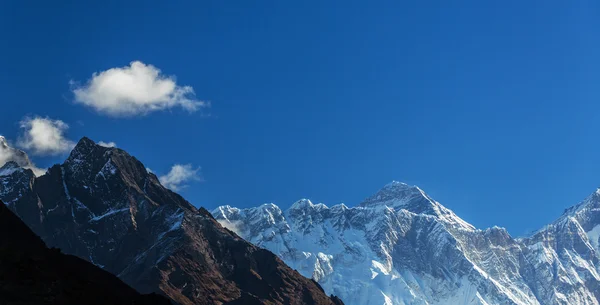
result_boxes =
[0,199,171,305]
[0,137,343,305]
[213,182,600,305]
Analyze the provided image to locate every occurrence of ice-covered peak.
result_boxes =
[330,203,348,211]
[360,181,475,231]
[558,188,600,218]
[212,205,240,220]
[539,187,600,236]
[212,204,236,214]
[360,181,430,209]
[287,199,328,212]
[289,198,313,209]
[0,161,23,176]
[384,180,413,189]
[1,161,19,169]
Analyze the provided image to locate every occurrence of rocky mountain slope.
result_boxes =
[0,138,344,305]
[0,199,171,305]
[213,182,600,305]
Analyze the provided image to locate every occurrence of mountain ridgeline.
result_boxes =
[4,135,600,305]
[213,183,600,305]
[0,137,344,305]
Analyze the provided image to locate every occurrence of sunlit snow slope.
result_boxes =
[213,182,600,305]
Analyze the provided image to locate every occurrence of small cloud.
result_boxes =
[26,165,47,177]
[98,141,117,148]
[70,61,209,117]
[159,164,202,191]
[17,116,75,156]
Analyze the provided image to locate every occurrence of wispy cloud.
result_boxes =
[0,136,46,176]
[70,61,209,117]
[17,116,75,156]
[98,141,117,148]
[159,164,202,191]
[217,219,243,235]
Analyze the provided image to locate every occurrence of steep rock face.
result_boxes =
[520,190,600,304]
[0,162,43,233]
[0,199,171,305]
[0,137,343,305]
[213,182,600,305]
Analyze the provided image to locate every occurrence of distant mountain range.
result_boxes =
[0,137,343,305]
[213,181,600,305]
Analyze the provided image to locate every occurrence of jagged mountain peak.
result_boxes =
[360,181,427,207]
[1,139,344,305]
[561,187,600,217]
[356,181,475,231]
[64,137,153,187]
[57,136,197,224]
[212,204,238,215]
[0,161,30,177]
[1,160,20,169]
[67,137,112,163]
[288,198,328,212]
[74,136,100,151]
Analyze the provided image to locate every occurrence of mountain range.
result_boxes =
[3,135,600,305]
[0,137,343,305]
[213,182,600,305]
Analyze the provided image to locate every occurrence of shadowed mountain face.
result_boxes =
[0,199,171,305]
[0,137,344,305]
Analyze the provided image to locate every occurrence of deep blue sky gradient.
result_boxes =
[1,0,599,235]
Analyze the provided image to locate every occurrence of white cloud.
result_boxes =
[98,141,117,148]
[70,61,208,117]
[159,164,201,191]
[17,116,75,156]
[217,219,243,235]
[0,136,46,177]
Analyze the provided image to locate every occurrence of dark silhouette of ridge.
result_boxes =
[0,200,171,305]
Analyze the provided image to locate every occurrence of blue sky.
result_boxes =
[1,0,599,235]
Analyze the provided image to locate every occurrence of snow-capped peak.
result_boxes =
[0,161,23,176]
[288,199,328,212]
[1,161,20,169]
[361,181,424,205]
[211,205,240,221]
[555,187,600,222]
[359,181,443,217]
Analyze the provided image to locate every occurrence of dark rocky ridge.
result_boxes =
[0,199,170,305]
[0,137,344,305]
